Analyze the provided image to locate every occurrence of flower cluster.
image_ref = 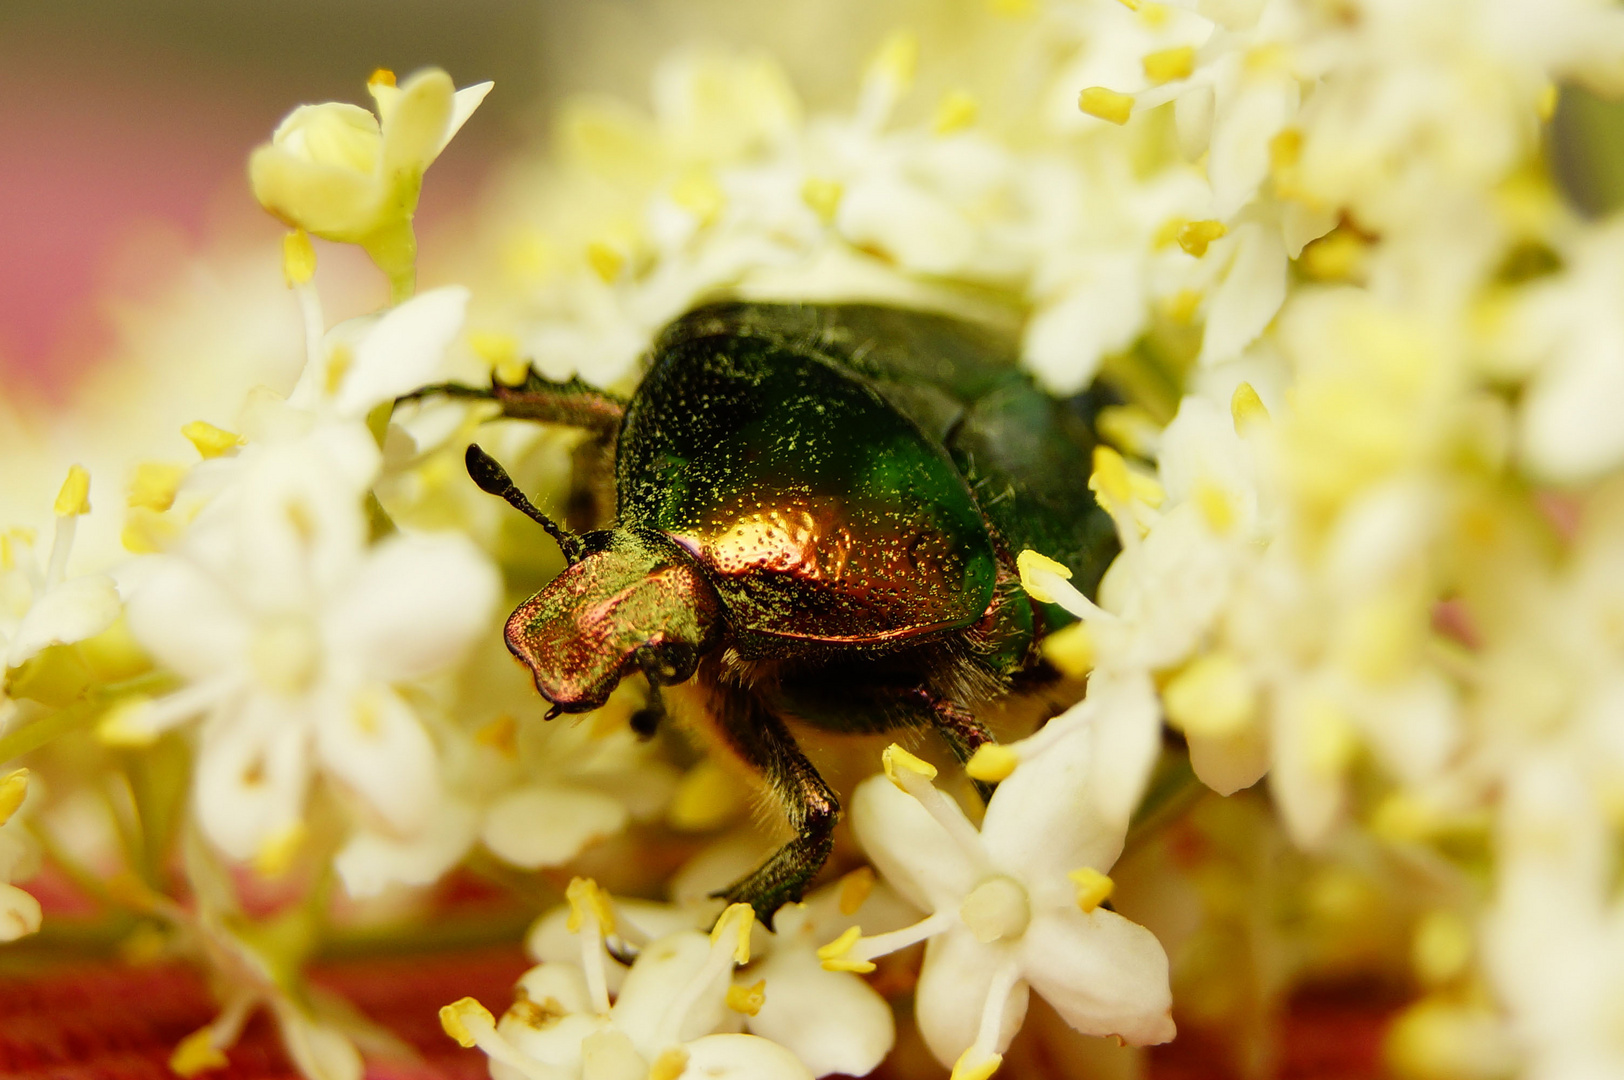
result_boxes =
[4,2,1624,1079]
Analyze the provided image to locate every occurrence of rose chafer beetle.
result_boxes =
[412,302,1118,924]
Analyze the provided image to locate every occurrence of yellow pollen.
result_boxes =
[1089,445,1133,509]
[1142,46,1195,84]
[1412,910,1472,987]
[951,1048,1004,1080]
[439,997,492,1048]
[169,1027,229,1077]
[672,167,725,224]
[934,89,980,134]
[1193,477,1237,535]
[128,462,186,513]
[97,696,157,747]
[817,925,876,973]
[669,758,748,831]
[368,68,397,88]
[565,877,617,936]
[1016,549,1073,604]
[1078,87,1134,125]
[0,768,29,827]
[801,177,843,223]
[1163,652,1257,738]
[282,229,316,287]
[1067,867,1115,912]
[1116,0,1140,9]
[1165,288,1203,324]
[253,821,307,878]
[1178,219,1227,257]
[55,465,91,517]
[1300,229,1367,281]
[870,30,919,88]
[181,421,242,460]
[586,241,625,283]
[881,743,938,788]
[1536,82,1558,122]
[966,743,1019,782]
[1231,382,1269,433]
[649,1047,690,1080]
[469,331,528,387]
[711,902,755,964]
[838,865,876,915]
[1269,128,1302,170]
[726,979,767,1016]
[1041,621,1095,678]
[474,714,520,758]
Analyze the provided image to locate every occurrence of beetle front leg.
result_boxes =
[711,690,839,928]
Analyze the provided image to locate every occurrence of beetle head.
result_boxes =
[504,529,724,714]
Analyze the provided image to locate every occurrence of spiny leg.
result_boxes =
[711,690,840,928]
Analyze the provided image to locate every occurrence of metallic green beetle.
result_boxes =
[416,302,1118,924]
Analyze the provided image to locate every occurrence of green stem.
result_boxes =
[0,671,174,764]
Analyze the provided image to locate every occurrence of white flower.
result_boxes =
[829,746,1173,1079]
[2,467,121,671]
[0,768,41,942]
[443,883,810,1080]
[117,432,499,867]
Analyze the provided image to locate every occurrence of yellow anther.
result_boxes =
[802,177,843,223]
[368,68,397,89]
[966,744,1019,782]
[951,1048,1004,1080]
[1089,445,1133,508]
[96,696,157,747]
[649,1047,690,1080]
[711,902,755,964]
[1230,382,1269,434]
[1163,652,1257,738]
[439,997,493,1048]
[817,925,876,973]
[55,465,91,517]
[1269,128,1302,171]
[1078,87,1134,125]
[986,0,1034,16]
[838,866,876,916]
[252,821,307,878]
[1412,910,1472,987]
[1128,470,1165,508]
[1116,0,1141,10]
[1536,83,1558,122]
[934,89,979,134]
[128,463,186,513]
[669,758,748,831]
[565,877,617,936]
[1299,229,1367,280]
[881,743,938,788]
[0,769,29,827]
[1016,549,1073,604]
[869,30,919,88]
[1165,288,1203,324]
[672,167,725,224]
[282,229,316,287]
[1142,46,1195,84]
[469,331,528,386]
[169,1027,229,1077]
[1041,621,1095,678]
[474,714,520,758]
[1177,219,1227,257]
[181,421,242,460]
[726,979,767,1016]
[1067,867,1115,913]
[1194,478,1237,535]
[586,242,626,283]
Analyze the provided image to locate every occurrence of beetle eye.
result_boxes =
[635,642,698,685]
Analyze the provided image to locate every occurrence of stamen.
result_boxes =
[959,959,1022,1079]
[566,877,616,1014]
[1040,621,1095,679]
[170,1028,229,1077]
[726,980,766,1016]
[1231,382,1270,433]
[181,421,243,460]
[439,998,561,1080]
[817,926,876,973]
[1017,549,1111,623]
[282,230,316,287]
[880,744,987,867]
[1067,867,1115,913]
[838,866,875,915]
[1177,219,1227,257]
[821,910,957,970]
[1078,87,1133,125]
[856,30,918,131]
[54,465,91,518]
[0,769,29,827]
[966,744,1019,783]
[128,463,186,513]
[658,904,755,1046]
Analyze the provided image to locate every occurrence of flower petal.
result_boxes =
[443,82,496,156]
[914,929,1029,1067]
[849,773,980,914]
[1018,907,1175,1046]
[334,797,477,897]
[680,1033,814,1080]
[333,286,470,417]
[195,696,312,861]
[0,882,41,942]
[611,931,723,1049]
[313,685,440,837]
[481,784,629,869]
[1085,672,1164,831]
[746,946,894,1077]
[324,530,497,684]
[127,558,250,683]
[380,68,455,173]
[6,575,121,667]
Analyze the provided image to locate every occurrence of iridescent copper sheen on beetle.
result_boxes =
[413,302,1119,924]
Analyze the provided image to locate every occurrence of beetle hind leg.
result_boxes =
[709,690,839,928]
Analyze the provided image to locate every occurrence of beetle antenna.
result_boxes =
[464,443,584,563]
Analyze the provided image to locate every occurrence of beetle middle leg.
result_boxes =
[709,688,839,928]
